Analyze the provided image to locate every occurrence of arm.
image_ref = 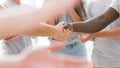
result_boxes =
[43,0,55,25]
[78,27,120,43]
[46,17,55,25]
[0,0,77,38]
[0,8,57,38]
[70,8,119,33]
[92,27,120,38]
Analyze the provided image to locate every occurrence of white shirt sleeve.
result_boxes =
[86,0,95,19]
[110,0,120,14]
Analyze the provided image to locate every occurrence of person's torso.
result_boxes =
[1,1,32,55]
[88,0,120,67]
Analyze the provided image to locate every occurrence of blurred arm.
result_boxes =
[0,42,92,68]
[0,0,78,38]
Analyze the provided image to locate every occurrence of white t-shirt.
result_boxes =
[110,0,120,14]
[1,1,32,55]
[87,0,120,67]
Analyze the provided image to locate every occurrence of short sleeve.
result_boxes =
[110,0,120,14]
[86,0,95,18]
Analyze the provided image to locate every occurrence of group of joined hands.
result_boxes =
[2,22,93,68]
[4,21,94,44]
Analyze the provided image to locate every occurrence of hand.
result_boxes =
[78,34,94,43]
[53,22,72,41]
[3,34,20,44]
[20,42,92,68]
[63,23,73,31]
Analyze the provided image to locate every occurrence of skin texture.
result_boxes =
[2,0,20,43]
[47,1,86,41]
[72,8,119,33]
[79,27,120,43]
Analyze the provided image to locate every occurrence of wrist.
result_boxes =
[51,26,58,38]
[63,23,73,31]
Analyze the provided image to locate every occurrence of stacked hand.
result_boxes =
[52,22,72,41]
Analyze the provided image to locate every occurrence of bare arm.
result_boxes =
[71,8,119,33]
[46,17,55,25]
[78,26,120,43]
[0,0,78,38]
[0,7,57,38]
[92,27,120,38]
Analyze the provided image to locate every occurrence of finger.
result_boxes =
[66,29,71,35]
[63,28,67,32]
[56,21,65,26]
[63,23,69,32]
[78,35,86,43]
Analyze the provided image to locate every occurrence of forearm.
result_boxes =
[72,8,119,33]
[0,22,57,39]
[0,0,77,38]
[21,22,57,37]
[93,27,120,38]
[0,7,40,36]
[47,18,55,25]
